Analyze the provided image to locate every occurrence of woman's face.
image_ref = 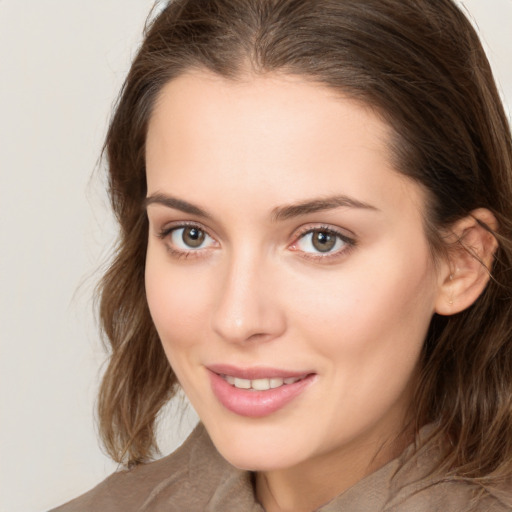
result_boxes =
[145,71,443,472]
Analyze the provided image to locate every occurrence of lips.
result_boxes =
[207,364,315,417]
[208,363,311,380]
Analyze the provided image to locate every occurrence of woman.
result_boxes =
[52,0,512,510]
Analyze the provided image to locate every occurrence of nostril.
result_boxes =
[246,332,269,342]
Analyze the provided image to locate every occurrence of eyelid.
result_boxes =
[292,222,355,240]
[157,220,212,238]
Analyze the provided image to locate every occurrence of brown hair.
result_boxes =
[97,0,512,484]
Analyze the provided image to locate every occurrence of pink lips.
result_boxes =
[207,364,315,418]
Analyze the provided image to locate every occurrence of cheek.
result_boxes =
[286,241,437,363]
[285,248,436,435]
[144,248,211,357]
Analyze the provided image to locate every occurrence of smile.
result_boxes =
[221,374,306,391]
[208,366,316,417]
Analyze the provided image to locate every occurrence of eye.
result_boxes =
[293,228,352,255]
[165,225,216,251]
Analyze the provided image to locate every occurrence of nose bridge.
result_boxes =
[210,245,285,344]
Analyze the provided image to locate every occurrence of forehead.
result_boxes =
[145,71,425,222]
[147,71,390,159]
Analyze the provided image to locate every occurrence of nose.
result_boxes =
[210,250,286,345]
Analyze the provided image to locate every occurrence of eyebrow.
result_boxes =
[144,193,211,218]
[144,192,378,221]
[271,195,379,221]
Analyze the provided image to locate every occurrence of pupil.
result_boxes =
[183,227,205,248]
[312,231,335,252]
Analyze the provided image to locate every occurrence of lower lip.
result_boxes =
[208,371,315,418]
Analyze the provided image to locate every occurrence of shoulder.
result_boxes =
[384,478,512,512]
[49,424,221,512]
[384,438,512,512]
[325,427,512,512]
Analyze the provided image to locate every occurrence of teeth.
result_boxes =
[233,378,251,389]
[252,378,273,391]
[223,375,303,390]
[270,378,284,388]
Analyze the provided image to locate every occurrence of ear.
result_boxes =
[435,208,498,316]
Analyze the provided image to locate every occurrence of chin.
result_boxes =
[219,447,299,472]
[206,422,310,472]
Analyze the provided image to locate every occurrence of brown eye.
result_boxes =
[182,227,205,248]
[295,228,349,256]
[311,231,336,252]
[168,226,214,251]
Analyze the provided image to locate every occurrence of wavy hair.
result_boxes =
[97,0,512,484]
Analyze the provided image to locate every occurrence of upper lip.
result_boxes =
[207,364,313,380]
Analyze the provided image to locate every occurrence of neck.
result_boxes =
[255,423,413,512]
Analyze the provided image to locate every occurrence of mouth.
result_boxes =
[207,365,316,417]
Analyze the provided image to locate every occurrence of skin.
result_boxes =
[144,71,450,512]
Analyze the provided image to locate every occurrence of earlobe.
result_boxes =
[435,208,498,316]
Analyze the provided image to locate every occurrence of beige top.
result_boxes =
[51,424,511,512]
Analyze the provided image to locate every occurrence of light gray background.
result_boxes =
[0,1,510,511]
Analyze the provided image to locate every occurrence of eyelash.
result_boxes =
[156,222,356,261]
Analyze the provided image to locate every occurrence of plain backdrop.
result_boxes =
[0,1,510,511]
